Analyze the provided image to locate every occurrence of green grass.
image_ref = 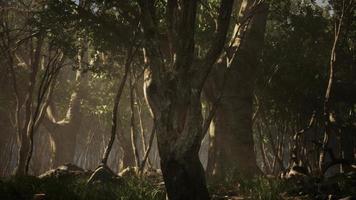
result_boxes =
[208,175,289,200]
[239,177,289,200]
[1,173,354,200]
[0,175,165,200]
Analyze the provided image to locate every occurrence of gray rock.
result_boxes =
[38,163,87,179]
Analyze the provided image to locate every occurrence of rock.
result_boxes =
[38,163,87,179]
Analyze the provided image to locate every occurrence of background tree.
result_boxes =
[205,0,269,181]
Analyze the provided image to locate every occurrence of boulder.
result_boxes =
[38,163,87,179]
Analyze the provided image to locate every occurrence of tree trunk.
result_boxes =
[145,79,210,200]
[14,36,43,176]
[128,69,141,167]
[206,1,269,180]
[117,124,136,170]
[43,70,84,168]
[138,0,234,198]
[16,131,30,175]
[210,90,258,179]
[139,123,155,172]
[319,3,345,174]
[101,48,131,167]
[48,126,78,167]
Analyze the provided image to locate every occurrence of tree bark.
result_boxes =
[206,1,269,180]
[146,83,210,200]
[138,0,234,198]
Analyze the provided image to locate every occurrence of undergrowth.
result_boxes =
[0,175,165,200]
[1,173,354,200]
[208,174,289,200]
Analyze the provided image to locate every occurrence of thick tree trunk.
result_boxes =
[210,87,257,179]
[139,0,234,198]
[43,70,84,168]
[146,80,210,200]
[206,1,268,180]
[161,153,209,200]
[121,144,136,169]
[48,122,80,167]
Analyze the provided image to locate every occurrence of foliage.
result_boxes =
[257,0,332,119]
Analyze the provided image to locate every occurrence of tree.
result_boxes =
[205,0,269,181]
[0,1,65,175]
[138,0,235,199]
[42,68,85,168]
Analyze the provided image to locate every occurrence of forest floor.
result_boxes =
[0,165,355,200]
